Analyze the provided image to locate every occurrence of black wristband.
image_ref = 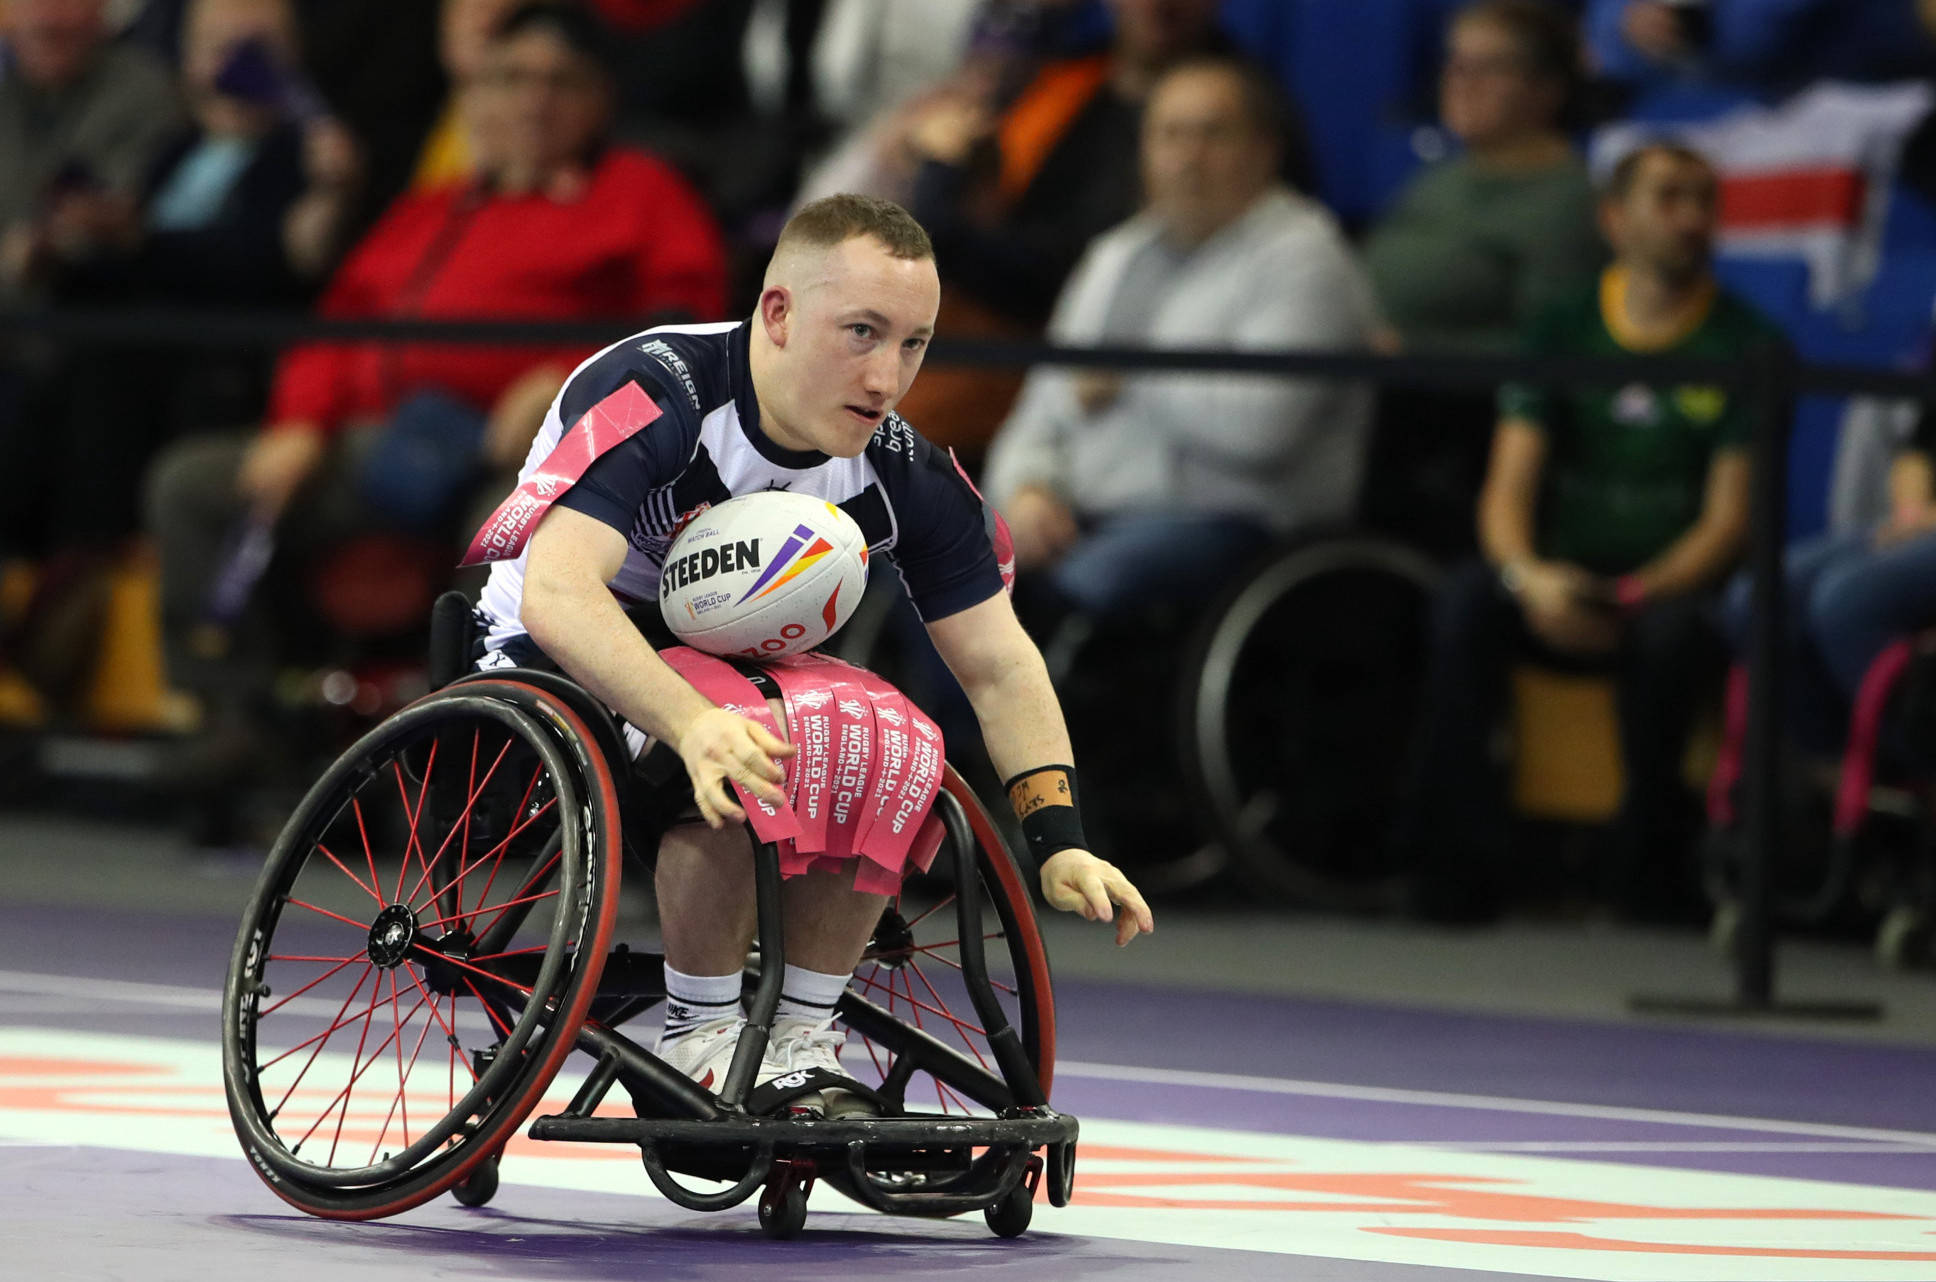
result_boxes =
[1003,765,1088,861]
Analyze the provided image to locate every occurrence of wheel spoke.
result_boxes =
[850,970,984,1036]
[464,978,516,1039]
[259,956,363,1017]
[454,767,542,929]
[408,945,535,998]
[325,967,389,1164]
[391,738,439,903]
[907,948,1018,995]
[259,964,375,1078]
[263,964,377,1122]
[418,887,557,933]
[458,728,480,920]
[313,842,384,908]
[352,796,383,907]
[469,843,563,952]
[416,798,557,924]
[401,736,515,908]
[266,954,362,964]
[292,987,425,1158]
[282,897,374,934]
[907,959,991,1069]
[396,966,484,1084]
[904,893,955,931]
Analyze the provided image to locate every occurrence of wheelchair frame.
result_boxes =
[222,656,1077,1240]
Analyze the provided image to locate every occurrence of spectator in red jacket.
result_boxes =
[145,1,726,743]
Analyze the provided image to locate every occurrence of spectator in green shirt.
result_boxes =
[1364,0,1604,354]
[1391,142,1774,925]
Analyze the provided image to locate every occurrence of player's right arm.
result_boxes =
[520,506,793,827]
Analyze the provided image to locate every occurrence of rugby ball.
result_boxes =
[660,492,869,658]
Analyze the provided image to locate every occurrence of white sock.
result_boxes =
[663,966,742,1039]
[775,962,852,1026]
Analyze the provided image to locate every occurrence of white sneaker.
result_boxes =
[760,1016,876,1118]
[656,1015,744,1093]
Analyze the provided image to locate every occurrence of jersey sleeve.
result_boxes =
[549,346,701,535]
[887,441,1007,622]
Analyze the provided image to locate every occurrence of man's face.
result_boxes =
[469,28,611,178]
[765,237,940,458]
[1142,67,1276,245]
[1605,152,1718,282]
[1106,0,1221,66]
[1439,16,1552,146]
[4,0,106,89]
[440,0,521,82]
[182,0,294,101]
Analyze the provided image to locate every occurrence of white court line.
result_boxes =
[9,969,1934,1151]
[0,968,348,1019]
[1055,1060,1936,1146]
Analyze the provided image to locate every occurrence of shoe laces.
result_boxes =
[772,1019,845,1070]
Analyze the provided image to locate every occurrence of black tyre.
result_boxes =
[759,1182,808,1239]
[222,680,622,1219]
[1184,538,1439,909]
[984,1181,1033,1238]
[451,1153,500,1207]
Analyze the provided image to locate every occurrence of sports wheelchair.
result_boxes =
[219,596,1075,1239]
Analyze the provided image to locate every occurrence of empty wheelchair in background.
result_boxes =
[1179,535,1441,909]
[219,601,1074,1239]
[1703,633,1936,968]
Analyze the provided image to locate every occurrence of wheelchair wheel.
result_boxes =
[837,767,1056,1115]
[1184,537,1439,909]
[222,678,622,1219]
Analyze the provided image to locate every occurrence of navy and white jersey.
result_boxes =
[476,320,1005,654]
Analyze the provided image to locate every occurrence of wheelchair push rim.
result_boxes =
[221,681,621,1218]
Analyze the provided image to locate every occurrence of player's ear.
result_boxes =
[759,286,792,347]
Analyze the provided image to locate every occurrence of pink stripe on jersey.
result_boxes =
[461,380,663,567]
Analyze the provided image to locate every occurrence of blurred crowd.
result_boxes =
[8,0,1936,931]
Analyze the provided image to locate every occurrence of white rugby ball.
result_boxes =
[659,492,869,658]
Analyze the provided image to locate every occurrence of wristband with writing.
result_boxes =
[1003,764,1089,860]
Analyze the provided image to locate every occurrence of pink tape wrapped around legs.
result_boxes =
[657,647,802,848]
[766,654,947,894]
[657,647,946,893]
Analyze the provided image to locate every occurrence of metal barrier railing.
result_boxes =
[7,305,1923,1016]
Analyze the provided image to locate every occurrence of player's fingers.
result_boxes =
[734,742,786,785]
[701,772,744,826]
[1111,881,1154,946]
[748,724,797,759]
[1040,876,1085,917]
[690,780,722,829]
[1081,875,1114,924]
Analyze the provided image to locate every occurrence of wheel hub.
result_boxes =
[366,904,419,969]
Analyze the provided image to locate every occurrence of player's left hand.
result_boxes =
[1039,849,1154,947]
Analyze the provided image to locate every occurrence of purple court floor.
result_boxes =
[6,892,1936,1281]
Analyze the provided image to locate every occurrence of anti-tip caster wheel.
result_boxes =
[451,1154,500,1208]
[984,1181,1034,1239]
[759,1181,808,1240]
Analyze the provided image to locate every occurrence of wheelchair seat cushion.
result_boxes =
[661,647,948,895]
